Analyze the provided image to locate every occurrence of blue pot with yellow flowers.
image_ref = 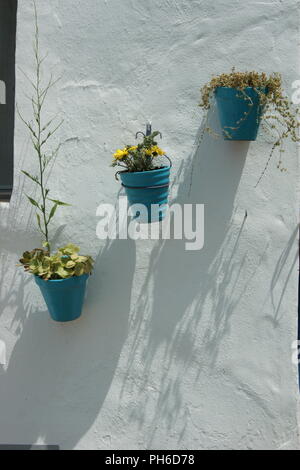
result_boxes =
[112,127,172,223]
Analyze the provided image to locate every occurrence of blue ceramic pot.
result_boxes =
[120,166,171,223]
[215,86,266,140]
[35,273,89,322]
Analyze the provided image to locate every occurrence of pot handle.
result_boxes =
[164,155,172,168]
[115,170,125,181]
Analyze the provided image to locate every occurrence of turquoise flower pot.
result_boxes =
[35,273,89,322]
[215,86,266,141]
[120,165,171,223]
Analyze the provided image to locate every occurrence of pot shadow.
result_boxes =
[0,133,67,330]
[0,232,136,449]
[0,229,39,331]
[119,114,252,447]
[0,106,138,448]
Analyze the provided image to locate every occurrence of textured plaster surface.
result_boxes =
[0,0,299,450]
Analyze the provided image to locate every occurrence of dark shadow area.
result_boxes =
[0,0,17,202]
[0,445,59,450]
[0,228,38,331]
[0,232,136,449]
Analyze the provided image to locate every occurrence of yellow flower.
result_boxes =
[128,146,138,152]
[113,148,128,160]
[145,148,153,156]
[151,145,165,156]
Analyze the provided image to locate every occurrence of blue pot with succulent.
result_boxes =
[18,6,94,322]
[20,245,93,322]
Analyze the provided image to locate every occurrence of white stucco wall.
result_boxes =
[0,0,299,450]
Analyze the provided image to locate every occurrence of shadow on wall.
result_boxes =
[269,224,299,326]
[119,114,251,446]
[0,113,250,449]
[0,234,136,449]
[0,117,136,448]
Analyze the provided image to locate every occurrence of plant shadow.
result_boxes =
[0,229,136,449]
[118,113,252,447]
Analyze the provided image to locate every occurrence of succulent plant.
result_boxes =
[19,244,94,281]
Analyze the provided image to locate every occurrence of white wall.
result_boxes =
[0,0,299,450]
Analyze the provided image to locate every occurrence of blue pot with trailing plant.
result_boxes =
[199,70,300,185]
[112,129,172,223]
[214,86,266,140]
[20,245,93,322]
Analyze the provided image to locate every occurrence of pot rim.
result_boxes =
[120,165,170,177]
[215,86,268,92]
[34,272,90,284]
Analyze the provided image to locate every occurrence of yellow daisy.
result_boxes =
[151,145,165,156]
[113,148,128,160]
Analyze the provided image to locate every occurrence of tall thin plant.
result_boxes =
[18,1,68,254]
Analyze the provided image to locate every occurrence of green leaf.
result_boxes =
[74,263,84,277]
[59,244,80,256]
[48,198,71,206]
[21,170,40,185]
[36,213,44,235]
[48,203,58,223]
[26,194,40,209]
[65,260,76,269]
[19,251,32,265]
[56,266,70,279]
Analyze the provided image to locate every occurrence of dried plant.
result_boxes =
[18,1,68,253]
